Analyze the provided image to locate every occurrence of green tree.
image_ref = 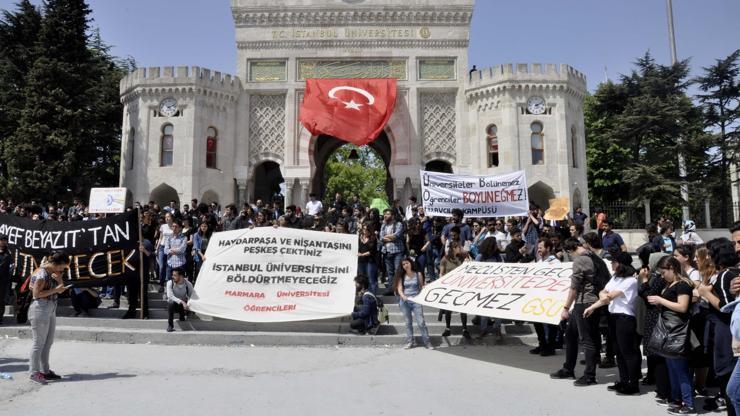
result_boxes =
[585,52,706,221]
[3,0,131,201]
[324,145,387,206]
[0,0,41,189]
[694,49,740,226]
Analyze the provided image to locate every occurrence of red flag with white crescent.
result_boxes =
[299,78,397,146]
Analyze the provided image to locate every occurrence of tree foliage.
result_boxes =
[693,49,740,226]
[0,0,131,202]
[585,52,707,218]
[324,145,387,205]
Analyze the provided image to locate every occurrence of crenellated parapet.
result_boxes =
[466,63,587,103]
[120,66,242,104]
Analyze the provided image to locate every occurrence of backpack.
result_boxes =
[365,292,388,324]
[584,251,611,293]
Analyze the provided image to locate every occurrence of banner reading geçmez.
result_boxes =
[411,261,573,325]
[188,227,358,322]
[420,170,529,218]
[0,211,140,287]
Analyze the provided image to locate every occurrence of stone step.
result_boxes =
[0,314,533,336]
[0,325,536,347]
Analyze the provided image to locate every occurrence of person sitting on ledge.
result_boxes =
[166,267,193,333]
[350,275,379,335]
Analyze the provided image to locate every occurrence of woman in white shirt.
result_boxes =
[584,251,640,395]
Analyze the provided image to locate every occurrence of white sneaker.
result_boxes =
[424,343,435,350]
[403,343,414,349]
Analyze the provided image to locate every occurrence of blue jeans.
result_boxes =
[359,261,378,295]
[666,357,694,407]
[399,299,430,346]
[157,246,167,286]
[384,252,403,283]
[728,359,740,415]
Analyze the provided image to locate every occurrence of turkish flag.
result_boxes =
[299,78,397,146]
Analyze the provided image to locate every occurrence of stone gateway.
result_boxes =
[119,0,588,213]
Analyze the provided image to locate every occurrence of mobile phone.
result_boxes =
[64,284,73,289]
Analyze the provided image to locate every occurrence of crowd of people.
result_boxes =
[3,193,740,416]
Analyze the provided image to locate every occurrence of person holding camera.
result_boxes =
[28,252,70,384]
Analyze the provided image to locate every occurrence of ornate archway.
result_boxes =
[312,132,393,201]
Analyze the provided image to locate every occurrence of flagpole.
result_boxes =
[137,207,145,320]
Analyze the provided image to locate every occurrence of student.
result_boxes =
[584,252,641,395]
[28,252,70,384]
[698,238,739,416]
[648,256,696,414]
[438,242,470,339]
[165,267,194,333]
[350,275,380,335]
[550,238,604,386]
[393,257,432,349]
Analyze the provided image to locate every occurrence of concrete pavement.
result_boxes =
[0,339,676,416]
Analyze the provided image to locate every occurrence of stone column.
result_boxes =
[236,179,248,207]
[284,181,294,208]
[299,180,310,210]
[705,199,712,229]
[644,199,651,225]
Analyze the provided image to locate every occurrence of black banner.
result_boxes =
[0,211,140,287]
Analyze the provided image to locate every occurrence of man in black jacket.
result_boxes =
[550,237,603,386]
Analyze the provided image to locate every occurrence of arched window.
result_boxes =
[127,127,135,170]
[570,125,578,168]
[161,124,174,166]
[486,124,499,167]
[206,127,217,169]
[531,122,544,165]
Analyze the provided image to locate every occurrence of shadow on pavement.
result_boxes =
[436,345,625,386]
[58,372,137,382]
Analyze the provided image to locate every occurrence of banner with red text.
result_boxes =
[411,261,573,325]
[420,170,529,218]
[188,227,358,322]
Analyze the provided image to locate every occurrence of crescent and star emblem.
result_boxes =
[328,86,375,111]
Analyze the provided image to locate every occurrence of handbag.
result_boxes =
[648,307,692,358]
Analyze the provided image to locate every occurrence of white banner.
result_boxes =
[89,187,127,213]
[420,170,529,218]
[188,227,358,322]
[411,261,573,325]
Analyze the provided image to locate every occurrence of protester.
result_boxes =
[601,219,627,254]
[357,224,379,295]
[70,287,101,317]
[163,219,187,286]
[550,238,604,386]
[648,256,696,414]
[28,252,70,384]
[698,238,739,416]
[393,257,432,349]
[0,235,12,325]
[585,251,641,394]
[305,193,323,216]
[192,221,212,282]
[350,275,379,335]
[530,238,560,357]
[380,208,405,295]
[165,267,193,332]
[680,220,704,246]
[438,241,469,339]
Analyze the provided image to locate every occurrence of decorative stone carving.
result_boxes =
[249,60,287,82]
[237,39,468,50]
[298,59,406,80]
[249,94,286,159]
[420,92,456,157]
[418,58,456,80]
[232,9,474,27]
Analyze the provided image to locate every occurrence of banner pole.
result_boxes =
[137,207,145,320]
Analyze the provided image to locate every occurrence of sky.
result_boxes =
[0,0,738,92]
